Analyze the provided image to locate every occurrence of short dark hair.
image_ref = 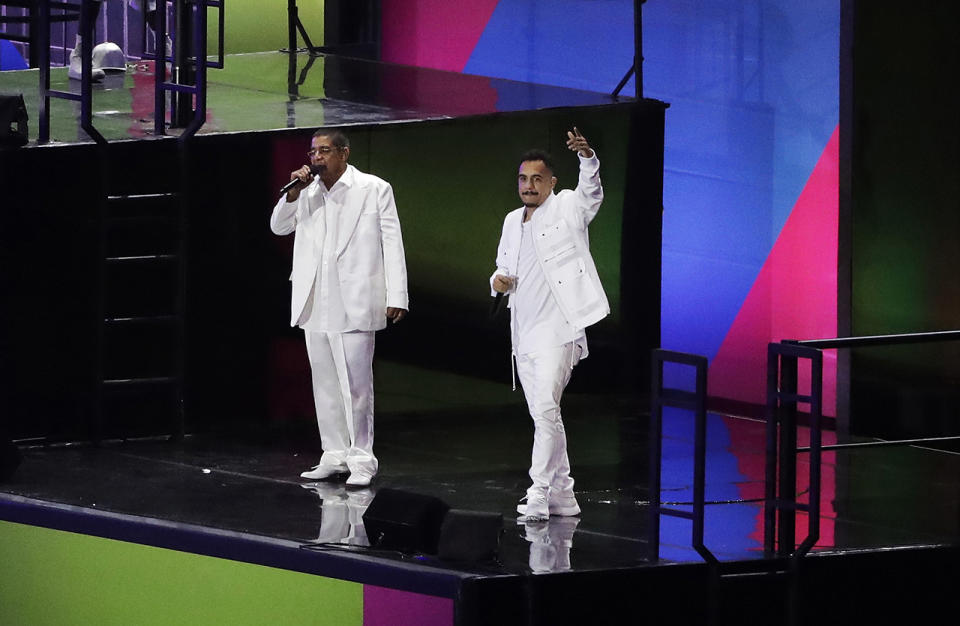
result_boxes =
[312,128,350,150]
[519,149,555,175]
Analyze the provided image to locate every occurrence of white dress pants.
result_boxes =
[515,342,581,498]
[303,330,378,476]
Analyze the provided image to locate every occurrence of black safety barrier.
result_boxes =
[765,342,823,559]
[784,330,960,451]
[648,349,714,564]
[768,329,960,558]
[140,0,223,71]
[152,0,224,138]
[0,0,102,143]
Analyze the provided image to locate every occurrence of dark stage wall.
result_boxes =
[0,102,665,442]
[848,2,960,440]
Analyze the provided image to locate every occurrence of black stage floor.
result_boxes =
[4,358,959,577]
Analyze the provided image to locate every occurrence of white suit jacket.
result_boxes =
[270,164,408,331]
[490,154,609,345]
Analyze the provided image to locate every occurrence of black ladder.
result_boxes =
[95,143,186,441]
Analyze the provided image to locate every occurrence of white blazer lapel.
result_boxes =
[334,166,364,257]
[302,184,326,247]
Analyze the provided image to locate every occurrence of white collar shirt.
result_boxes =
[297,168,354,332]
[513,211,584,355]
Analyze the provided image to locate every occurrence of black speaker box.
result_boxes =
[362,488,450,554]
[0,94,28,148]
[438,509,503,562]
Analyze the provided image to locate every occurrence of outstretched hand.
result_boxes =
[566,127,594,158]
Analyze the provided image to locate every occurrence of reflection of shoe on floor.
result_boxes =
[521,519,550,542]
[68,36,105,82]
[300,464,348,480]
[517,491,581,517]
[299,481,347,501]
[346,488,374,507]
[547,516,580,544]
[517,491,549,522]
[518,517,580,544]
[520,517,580,573]
[521,520,556,573]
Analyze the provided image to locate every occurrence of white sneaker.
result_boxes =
[517,492,549,522]
[300,464,348,480]
[547,491,581,516]
[68,42,105,82]
[516,492,581,517]
[345,470,374,487]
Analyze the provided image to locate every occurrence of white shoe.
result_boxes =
[68,39,105,82]
[517,492,581,517]
[546,491,581,516]
[300,464,348,480]
[345,471,374,487]
[517,492,549,522]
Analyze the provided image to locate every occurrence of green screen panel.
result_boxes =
[0,520,361,626]
[212,0,324,55]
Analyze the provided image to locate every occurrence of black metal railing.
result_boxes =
[152,0,223,139]
[765,342,823,558]
[768,329,960,557]
[0,0,104,143]
[649,349,714,564]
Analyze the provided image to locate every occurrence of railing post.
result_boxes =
[777,352,798,556]
[766,342,823,558]
[36,0,51,143]
[764,344,778,556]
[153,0,167,136]
[649,349,713,564]
[797,351,822,555]
[648,350,664,563]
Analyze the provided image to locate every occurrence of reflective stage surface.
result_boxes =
[3,358,959,577]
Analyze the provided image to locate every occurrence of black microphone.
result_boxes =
[280,164,320,195]
[489,292,508,320]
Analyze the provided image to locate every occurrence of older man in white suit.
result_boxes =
[270,129,408,487]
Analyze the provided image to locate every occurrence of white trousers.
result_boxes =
[303,330,378,475]
[515,342,581,498]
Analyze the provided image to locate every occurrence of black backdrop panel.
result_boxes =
[0,102,665,442]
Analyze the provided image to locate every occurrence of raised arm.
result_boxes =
[567,127,603,228]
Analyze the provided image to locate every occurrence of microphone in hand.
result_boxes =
[280,164,321,195]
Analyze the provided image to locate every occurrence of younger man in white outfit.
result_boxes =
[490,127,610,521]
